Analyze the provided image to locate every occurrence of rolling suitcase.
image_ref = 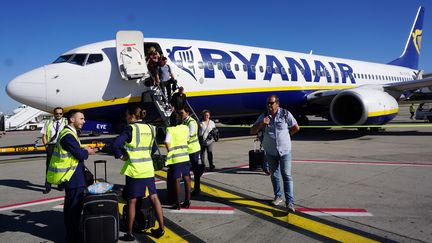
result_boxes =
[249,139,265,171]
[83,160,119,243]
[122,197,156,231]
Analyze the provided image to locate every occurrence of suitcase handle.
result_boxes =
[253,138,262,151]
[94,160,107,182]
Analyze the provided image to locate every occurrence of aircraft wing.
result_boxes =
[384,76,432,92]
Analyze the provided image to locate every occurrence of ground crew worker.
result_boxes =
[46,109,96,243]
[410,103,415,119]
[165,111,191,209]
[179,108,203,196]
[41,107,67,194]
[112,105,165,241]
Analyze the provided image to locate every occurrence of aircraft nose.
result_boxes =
[6,66,47,110]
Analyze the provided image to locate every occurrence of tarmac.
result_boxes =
[1,105,432,242]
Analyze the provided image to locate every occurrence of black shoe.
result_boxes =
[43,189,51,194]
[181,200,190,209]
[58,186,64,191]
[171,203,180,210]
[119,233,135,241]
[191,189,201,197]
[151,228,165,238]
[210,165,215,171]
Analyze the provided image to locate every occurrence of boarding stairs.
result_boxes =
[5,106,48,131]
[141,87,173,127]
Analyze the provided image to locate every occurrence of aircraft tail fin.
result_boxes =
[388,6,425,69]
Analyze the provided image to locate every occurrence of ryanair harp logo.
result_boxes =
[412,29,422,54]
[166,46,197,81]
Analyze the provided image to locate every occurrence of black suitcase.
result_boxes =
[249,139,265,171]
[122,197,156,231]
[83,160,119,243]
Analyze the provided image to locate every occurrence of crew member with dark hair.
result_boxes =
[112,105,165,241]
[179,108,203,196]
[165,111,191,209]
[46,109,96,243]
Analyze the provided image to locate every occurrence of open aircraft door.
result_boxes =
[116,30,148,80]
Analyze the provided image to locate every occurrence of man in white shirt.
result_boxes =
[41,107,67,194]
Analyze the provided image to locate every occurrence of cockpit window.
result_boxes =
[69,54,87,66]
[86,54,103,65]
[53,54,73,63]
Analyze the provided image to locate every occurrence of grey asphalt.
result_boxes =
[1,104,431,242]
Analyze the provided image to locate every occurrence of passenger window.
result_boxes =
[243,64,247,72]
[251,65,256,73]
[69,54,88,66]
[207,62,214,70]
[312,70,316,76]
[259,66,264,73]
[281,67,286,75]
[226,63,232,71]
[288,68,292,74]
[176,60,183,68]
[198,61,204,69]
[266,66,272,73]
[53,54,73,64]
[217,62,223,70]
[86,54,103,65]
[274,66,279,74]
[234,64,239,71]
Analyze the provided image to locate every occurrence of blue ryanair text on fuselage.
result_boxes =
[167,46,356,84]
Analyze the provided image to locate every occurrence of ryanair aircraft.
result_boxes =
[5,6,432,132]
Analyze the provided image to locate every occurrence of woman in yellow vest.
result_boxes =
[179,107,203,196]
[165,111,191,209]
[112,105,165,241]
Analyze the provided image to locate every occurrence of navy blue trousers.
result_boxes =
[64,186,85,243]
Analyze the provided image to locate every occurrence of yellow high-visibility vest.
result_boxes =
[184,116,201,154]
[166,125,189,166]
[44,118,67,143]
[46,128,80,185]
[121,123,155,178]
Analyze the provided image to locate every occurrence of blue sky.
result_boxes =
[1,0,431,114]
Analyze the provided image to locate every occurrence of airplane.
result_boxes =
[5,6,432,133]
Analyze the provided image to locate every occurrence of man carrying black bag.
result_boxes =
[250,95,299,212]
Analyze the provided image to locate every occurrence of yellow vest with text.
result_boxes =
[184,116,201,154]
[44,118,67,143]
[121,123,155,178]
[46,128,80,185]
[166,125,189,166]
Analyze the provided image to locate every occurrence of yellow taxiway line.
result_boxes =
[117,200,188,242]
[155,170,378,243]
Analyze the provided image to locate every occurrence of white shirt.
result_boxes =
[40,118,66,144]
[199,120,216,140]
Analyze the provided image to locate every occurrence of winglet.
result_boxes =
[388,6,425,69]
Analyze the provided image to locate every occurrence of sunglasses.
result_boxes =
[55,113,63,115]
[267,101,276,105]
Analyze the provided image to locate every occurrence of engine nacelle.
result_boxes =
[330,87,398,125]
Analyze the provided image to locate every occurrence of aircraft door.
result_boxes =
[116,30,148,80]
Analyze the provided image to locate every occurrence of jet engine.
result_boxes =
[330,87,398,125]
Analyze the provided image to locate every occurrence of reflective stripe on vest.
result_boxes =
[44,119,67,143]
[184,117,201,154]
[166,125,189,166]
[120,123,155,178]
[46,128,80,185]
